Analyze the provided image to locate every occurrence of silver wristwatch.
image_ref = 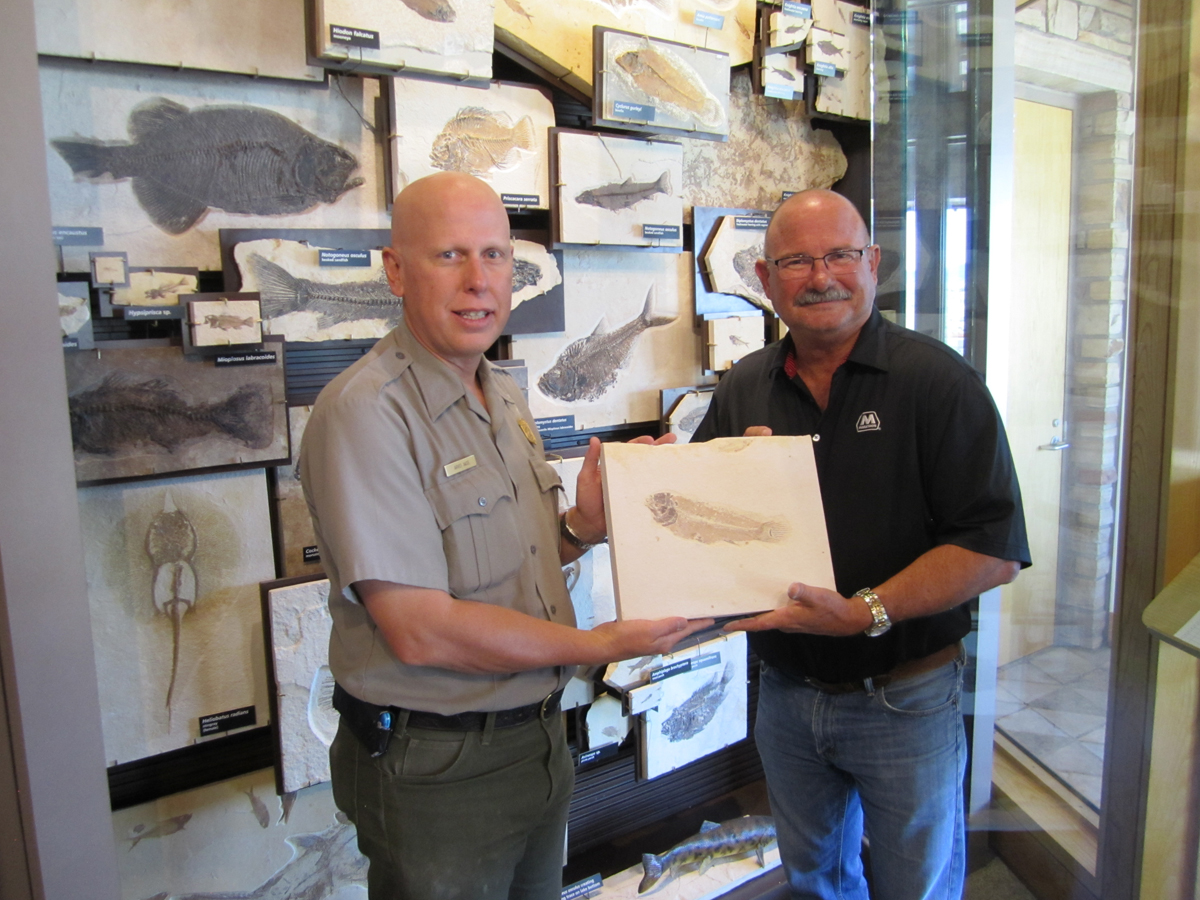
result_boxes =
[560,509,606,552]
[855,588,892,637]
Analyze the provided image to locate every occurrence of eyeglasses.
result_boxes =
[765,246,874,277]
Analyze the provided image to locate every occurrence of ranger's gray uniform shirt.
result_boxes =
[300,316,575,715]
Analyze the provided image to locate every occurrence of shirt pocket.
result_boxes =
[424,465,523,598]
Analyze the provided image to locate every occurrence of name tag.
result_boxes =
[444,455,477,477]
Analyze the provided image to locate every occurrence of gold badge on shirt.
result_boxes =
[518,419,538,445]
[443,455,477,477]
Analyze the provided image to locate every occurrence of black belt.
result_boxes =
[802,642,963,694]
[333,683,563,756]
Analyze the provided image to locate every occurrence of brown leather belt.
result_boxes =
[803,642,963,694]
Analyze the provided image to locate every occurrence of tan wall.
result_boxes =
[1140,4,1200,896]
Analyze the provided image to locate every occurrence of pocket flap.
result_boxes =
[424,466,514,531]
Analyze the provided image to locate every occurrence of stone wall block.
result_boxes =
[1088,279,1128,301]
[1084,227,1130,250]
[1078,336,1125,358]
[1054,605,1108,649]
[1061,576,1112,611]
[1075,302,1124,333]
[1017,0,1048,29]
[1076,248,1128,277]
[1048,0,1081,38]
[1072,552,1113,580]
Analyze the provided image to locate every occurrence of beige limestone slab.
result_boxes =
[601,436,834,620]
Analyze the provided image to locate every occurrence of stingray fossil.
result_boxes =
[146,494,197,722]
[51,98,363,235]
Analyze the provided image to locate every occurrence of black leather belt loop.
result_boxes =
[802,641,964,694]
[334,682,563,745]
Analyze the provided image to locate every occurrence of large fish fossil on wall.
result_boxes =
[51,98,364,235]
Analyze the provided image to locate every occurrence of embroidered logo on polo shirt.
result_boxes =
[856,411,881,432]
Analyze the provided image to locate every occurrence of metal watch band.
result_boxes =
[560,509,606,552]
[855,588,893,637]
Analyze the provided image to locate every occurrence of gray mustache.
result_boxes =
[794,285,853,306]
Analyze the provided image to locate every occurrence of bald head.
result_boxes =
[764,189,870,259]
[391,171,509,249]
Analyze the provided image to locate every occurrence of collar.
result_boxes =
[775,307,891,378]
[386,316,493,421]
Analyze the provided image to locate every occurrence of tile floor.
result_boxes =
[994,644,1112,810]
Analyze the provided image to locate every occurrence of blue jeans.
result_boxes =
[755,655,966,900]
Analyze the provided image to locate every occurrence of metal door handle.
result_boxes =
[1038,440,1070,451]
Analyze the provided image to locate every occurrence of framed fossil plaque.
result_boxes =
[551,129,684,251]
[261,575,336,793]
[311,0,494,81]
[59,280,94,350]
[65,339,290,486]
[693,206,769,317]
[601,436,835,619]
[699,212,771,310]
[387,78,554,208]
[639,631,748,780]
[80,469,275,766]
[593,27,732,141]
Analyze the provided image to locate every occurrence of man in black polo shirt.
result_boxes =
[693,189,1030,900]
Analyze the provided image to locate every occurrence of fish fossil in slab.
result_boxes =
[502,0,533,20]
[147,813,368,900]
[69,374,272,456]
[245,787,271,829]
[512,257,542,293]
[575,171,672,212]
[638,815,776,893]
[249,253,402,326]
[676,404,710,434]
[59,291,91,338]
[429,107,536,177]
[660,661,734,742]
[612,44,724,130]
[51,98,364,235]
[646,492,791,544]
[145,494,197,721]
[401,0,456,21]
[204,313,257,331]
[538,288,676,402]
[127,813,193,851]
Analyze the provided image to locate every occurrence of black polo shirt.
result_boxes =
[693,308,1031,683]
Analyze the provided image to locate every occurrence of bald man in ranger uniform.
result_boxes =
[300,171,709,900]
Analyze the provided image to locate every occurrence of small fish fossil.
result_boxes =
[770,66,797,82]
[645,492,791,545]
[145,278,192,301]
[575,171,672,212]
[729,334,753,347]
[660,661,734,742]
[676,405,710,434]
[127,813,193,850]
[816,39,845,56]
[502,0,533,21]
[51,98,363,235]
[204,314,256,330]
[614,45,723,128]
[732,244,766,298]
[512,257,543,293]
[245,787,270,829]
[401,0,456,20]
[69,374,272,455]
[429,107,536,177]
[639,815,776,893]
[146,494,197,720]
[248,253,402,327]
[538,287,676,402]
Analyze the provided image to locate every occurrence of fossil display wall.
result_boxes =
[37,0,861,893]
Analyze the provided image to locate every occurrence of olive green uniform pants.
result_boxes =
[330,710,574,900]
